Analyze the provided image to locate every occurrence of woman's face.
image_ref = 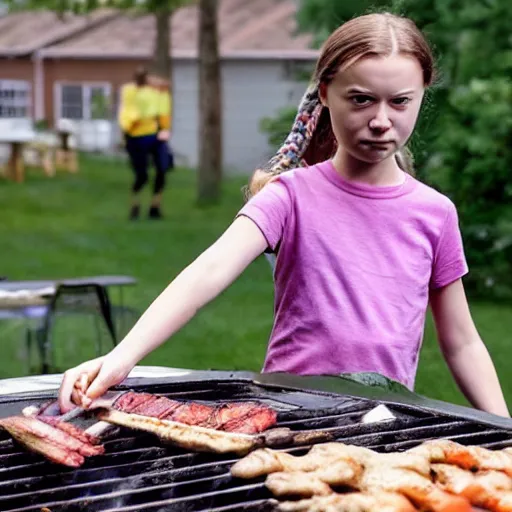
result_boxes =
[320,54,425,164]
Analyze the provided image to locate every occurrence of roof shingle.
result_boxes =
[37,0,318,59]
[0,9,117,55]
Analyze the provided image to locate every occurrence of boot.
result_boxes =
[149,206,163,219]
[129,205,140,220]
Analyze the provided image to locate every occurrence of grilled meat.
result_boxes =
[0,415,104,467]
[409,440,512,476]
[97,408,262,454]
[233,443,473,512]
[37,416,101,445]
[277,491,417,512]
[33,392,278,435]
[360,466,471,512]
[265,467,471,512]
[107,391,278,434]
[231,444,364,479]
[267,471,334,497]
[231,442,430,480]
[432,463,512,512]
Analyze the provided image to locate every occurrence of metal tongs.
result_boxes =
[22,390,129,438]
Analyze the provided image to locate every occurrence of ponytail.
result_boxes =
[395,146,415,175]
[244,82,327,200]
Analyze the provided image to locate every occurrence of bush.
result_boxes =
[259,107,298,150]
[425,77,512,299]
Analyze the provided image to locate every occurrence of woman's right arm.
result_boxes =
[59,215,268,411]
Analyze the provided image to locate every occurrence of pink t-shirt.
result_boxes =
[238,159,468,389]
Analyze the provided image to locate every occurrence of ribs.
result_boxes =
[110,392,278,434]
[37,416,101,445]
[35,391,278,435]
[0,415,104,467]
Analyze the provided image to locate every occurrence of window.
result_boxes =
[56,83,111,120]
[0,80,31,118]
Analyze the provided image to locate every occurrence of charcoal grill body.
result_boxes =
[0,370,510,511]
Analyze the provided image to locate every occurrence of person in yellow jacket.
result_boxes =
[118,67,170,220]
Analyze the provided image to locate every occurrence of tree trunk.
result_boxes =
[198,0,222,204]
[152,9,172,85]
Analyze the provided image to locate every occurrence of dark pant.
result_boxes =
[125,134,169,195]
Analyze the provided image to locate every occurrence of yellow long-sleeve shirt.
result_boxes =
[156,89,172,131]
[118,83,159,137]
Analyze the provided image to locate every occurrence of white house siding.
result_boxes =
[171,60,200,169]
[172,58,314,174]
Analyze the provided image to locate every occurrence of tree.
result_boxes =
[9,0,226,206]
[197,0,222,204]
[292,0,512,299]
[296,0,394,47]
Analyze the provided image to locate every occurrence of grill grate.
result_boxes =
[0,378,510,511]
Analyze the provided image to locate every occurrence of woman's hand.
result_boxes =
[157,130,170,141]
[58,353,135,413]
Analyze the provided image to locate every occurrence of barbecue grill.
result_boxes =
[0,369,511,512]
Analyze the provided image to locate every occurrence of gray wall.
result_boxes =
[172,58,314,174]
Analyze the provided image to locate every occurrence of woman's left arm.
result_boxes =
[430,278,509,417]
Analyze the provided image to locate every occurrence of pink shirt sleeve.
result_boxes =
[236,178,292,251]
[430,202,469,289]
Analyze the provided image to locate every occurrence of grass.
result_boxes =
[0,154,511,410]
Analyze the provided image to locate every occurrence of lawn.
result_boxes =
[1,154,511,410]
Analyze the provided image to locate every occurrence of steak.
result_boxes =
[111,392,277,434]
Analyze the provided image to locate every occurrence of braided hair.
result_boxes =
[245,81,332,200]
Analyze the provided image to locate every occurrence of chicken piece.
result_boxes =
[231,442,430,480]
[360,466,472,512]
[307,443,375,462]
[231,445,362,479]
[278,491,417,512]
[266,471,334,497]
[432,463,512,512]
[477,470,512,492]
[409,440,512,477]
[365,452,431,477]
[265,465,471,512]
[231,448,296,478]
[310,443,431,476]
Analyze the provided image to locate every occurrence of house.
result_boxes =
[0,0,319,173]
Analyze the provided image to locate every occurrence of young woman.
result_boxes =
[61,13,509,417]
[119,67,169,220]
